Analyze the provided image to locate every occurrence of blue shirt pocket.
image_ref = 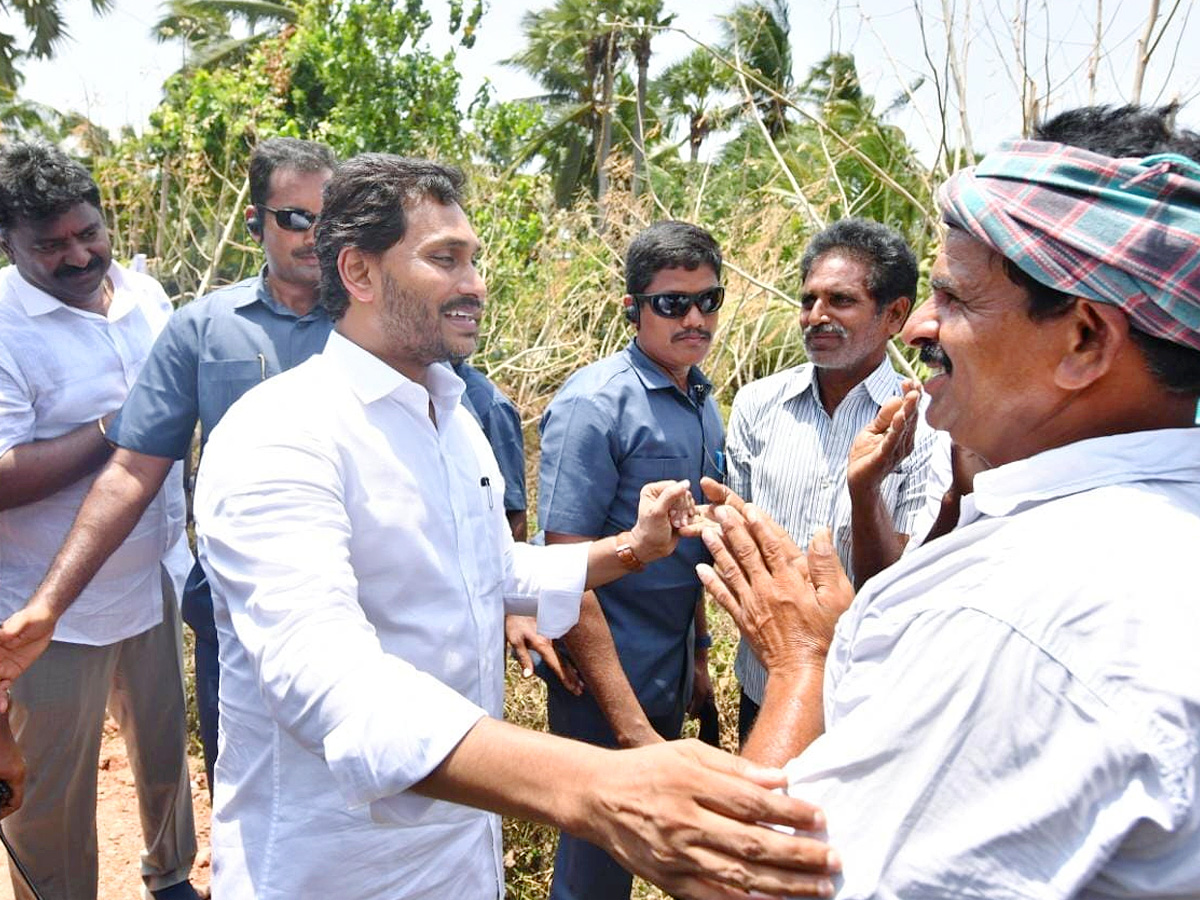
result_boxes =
[198,358,268,436]
[622,455,691,482]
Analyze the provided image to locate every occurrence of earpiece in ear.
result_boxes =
[247,214,262,237]
[625,301,640,324]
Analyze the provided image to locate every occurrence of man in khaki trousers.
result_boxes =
[0,142,199,900]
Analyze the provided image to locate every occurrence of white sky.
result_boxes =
[12,0,1200,162]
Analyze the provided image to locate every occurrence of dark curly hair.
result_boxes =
[0,140,101,229]
[316,154,465,321]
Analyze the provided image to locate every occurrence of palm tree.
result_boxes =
[657,46,732,162]
[721,0,792,137]
[506,0,668,207]
[625,0,671,196]
[0,0,113,90]
[151,0,297,71]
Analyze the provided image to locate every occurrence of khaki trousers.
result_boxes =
[4,569,197,900]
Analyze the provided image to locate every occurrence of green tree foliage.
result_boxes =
[285,0,464,156]
[656,46,732,162]
[94,0,479,301]
[505,0,675,208]
[720,0,792,137]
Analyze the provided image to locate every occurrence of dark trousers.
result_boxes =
[546,679,685,900]
[180,564,219,795]
[193,630,220,794]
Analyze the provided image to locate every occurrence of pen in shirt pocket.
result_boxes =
[480,476,493,509]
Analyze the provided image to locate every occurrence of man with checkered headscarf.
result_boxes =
[700,104,1200,898]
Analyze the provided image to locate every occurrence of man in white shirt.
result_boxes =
[0,142,199,899]
[698,105,1200,897]
[192,153,842,900]
[726,218,943,745]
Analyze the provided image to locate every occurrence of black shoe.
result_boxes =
[151,881,204,900]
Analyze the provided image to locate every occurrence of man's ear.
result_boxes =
[883,295,912,335]
[1055,298,1127,390]
[337,246,377,307]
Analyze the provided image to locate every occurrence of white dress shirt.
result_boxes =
[785,428,1200,898]
[726,357,946,703]
[195,331,589,899]
[0,263,189,645]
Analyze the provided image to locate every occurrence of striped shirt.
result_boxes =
[727,357,945,703]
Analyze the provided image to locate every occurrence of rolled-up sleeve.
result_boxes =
[504,540,589,636]
[109,309,201,460]
[0,344,33,457]
[538,392,619,535]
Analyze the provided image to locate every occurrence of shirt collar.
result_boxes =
[9,261,139,322]
[967,428,1200,521]
[782,354,901,406]
[624,338,714,395]
[235,267,328,323]
[322,331,465,418]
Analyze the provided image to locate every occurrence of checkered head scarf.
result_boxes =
[939,139,1200,352]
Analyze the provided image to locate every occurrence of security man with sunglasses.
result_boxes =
[529,221,726,900]
[0,137,337,795]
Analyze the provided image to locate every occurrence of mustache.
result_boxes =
[803,322,848,341]
[439,297,484,315]
[53,256,105,278]
[919,342,950,369]
[672,328,712,341]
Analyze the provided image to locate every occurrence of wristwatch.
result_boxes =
[614,532,646,572]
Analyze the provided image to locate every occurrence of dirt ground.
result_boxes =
[0,717,212,900]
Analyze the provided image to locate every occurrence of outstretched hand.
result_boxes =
[847,381,922,496]
[629,479,698,563]
[583,738,840,898]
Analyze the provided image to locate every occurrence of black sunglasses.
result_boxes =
[632,286,725,318]
[259,205,319,232]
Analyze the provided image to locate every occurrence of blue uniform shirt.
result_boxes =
[109,271,333,458]
[538,339,724,717]
[108,271,333,637]
[453,361,527,513]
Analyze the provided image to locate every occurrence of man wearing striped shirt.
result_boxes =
[727,218,942,744]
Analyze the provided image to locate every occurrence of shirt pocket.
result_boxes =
[198,358,267,429]
[623,455,692,484]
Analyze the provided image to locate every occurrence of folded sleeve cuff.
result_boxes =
[505,541,590,637]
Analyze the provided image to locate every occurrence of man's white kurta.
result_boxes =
[786,428,1200,898]
[195,332,587,899]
